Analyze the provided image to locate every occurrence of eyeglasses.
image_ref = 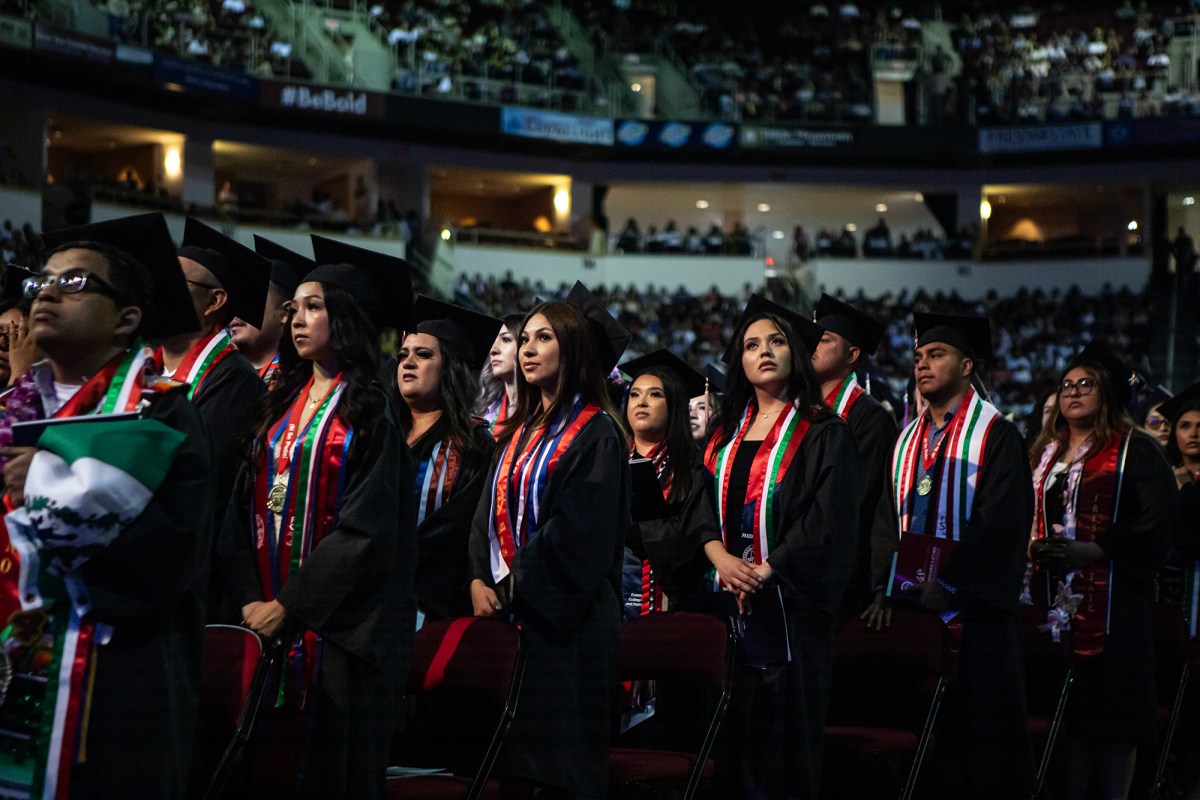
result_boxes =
[23,269,125,302]
[1145,415,1167,429]
[1059,378,1098,396]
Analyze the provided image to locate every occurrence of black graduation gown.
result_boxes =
[624,462,721,613]
[192,349,265,622]
[409,419,493,619]
[884,416,1037,799]
[468,413,630,799]
[841,392,899,617]
[1051,432,1177,743]
[223,395,416,800]
[70,386,214,799]
[702,410,862,800]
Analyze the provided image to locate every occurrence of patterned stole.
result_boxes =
[0,344,150,799]
[631,441,671,615]
[258,353,281,387]
[824,373,864,421]
[487,398,601,582]
[485,394,509,440]
[891,388,1000,540]
[414,431,463,526]
[704,398,811,588]
[157,328,237,401]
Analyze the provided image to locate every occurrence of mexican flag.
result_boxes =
[5,418,186,613]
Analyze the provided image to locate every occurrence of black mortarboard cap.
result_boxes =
[412,295,503,366]
[722,294,822,365]
[914,311,994,361]
[178,217,272,328]
[704,362,726,395]
[40,212,200,338]
[1160,381,1200,422]
[308,235,413,331]
[814,293,886,356]
[563,281,631,372]
[619,349,707,400]
[253,235,314,296]
[1068,340,1137,407]
[1,263,36,310]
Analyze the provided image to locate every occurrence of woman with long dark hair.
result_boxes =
[393,297,496,620]
[468,282,631,798]
[474,312,523,437]
[225,239,416,799]
[1163,382,1200,488]
[1026,343,1176,800]
[700,295,860,799]
[618,349,720,618]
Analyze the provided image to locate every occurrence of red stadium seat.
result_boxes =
[609,611,735,800]
[387,617,525,800]
[189,623,271,800]
[823,608,961,800]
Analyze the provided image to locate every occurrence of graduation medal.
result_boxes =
[267,474,288,513]
[917,475,933,496]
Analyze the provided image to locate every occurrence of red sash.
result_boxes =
[1069,436,1122,658]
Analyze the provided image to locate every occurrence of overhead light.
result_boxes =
[772,230,785,239]
[1185,196,1196,206]
[440,228,452,241]
[1127,220,1138,231]
[980,199,992,220]
[553,187,570,214]
[696,200,709,209]
[756,203,770,212]
[875,203,888,213]
[164,145,182,179]
[846,223,857,232]
[631,83,642,92]
[913,192,924,202]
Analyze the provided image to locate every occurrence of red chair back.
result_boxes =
[618,611,731,688]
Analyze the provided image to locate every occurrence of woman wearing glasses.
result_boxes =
[1026,344,1177,800]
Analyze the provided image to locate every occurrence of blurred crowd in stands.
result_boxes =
[0,219,44,270]
[462,270,1162,429]
[88,0,310,77]
[382,0,583,101]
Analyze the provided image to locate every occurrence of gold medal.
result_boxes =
[917,475,933,497]
[267,474,288,514]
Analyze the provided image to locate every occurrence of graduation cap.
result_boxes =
[39,212,200,339]
[563,281,631,372]
[721,294,822,365]
[814,293,886,357]
[619,349,707,400]
[1068,340,1137,407]
[411,295,503,366]
[913,311,994,361]
[1159,381,1200,422]
[308,235,414,331]
[704,362,727,396]
[0,263,36,311]
[178,218,272,328]
[253,235,315,297]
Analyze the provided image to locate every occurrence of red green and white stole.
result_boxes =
[891,388,1000,540]
[252,374,351,598]
[1028,434,1128,657]
[487,397,601,582]
[163,328,237,401]
[485,394,509,440]
[415,434,463,526]
[824,373,864,421]
[704,399,811,589]
[630,441,671,614]
[1,344,183,799]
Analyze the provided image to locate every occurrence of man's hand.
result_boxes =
[6,319,38,386]
[860,591,893,631]
[242,599,287,639]
[470,579,503,618]
[919,580,950,614]
[0,447,37,507]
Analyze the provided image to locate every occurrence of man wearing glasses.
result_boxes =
[0,212,212,799]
